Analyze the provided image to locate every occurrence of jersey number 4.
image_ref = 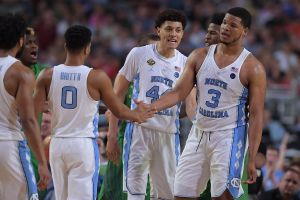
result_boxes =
[146,86,171,103]
[61,86,77,109]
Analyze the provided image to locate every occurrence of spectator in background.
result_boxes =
[97,127,108,195]
[262,145,285,191]
[263,108,286,148]
[41,112,51,140]
[258,167,300,200]
[290,162,300,199]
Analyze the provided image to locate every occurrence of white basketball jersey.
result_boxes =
[119,44,187,133]
[0,56,24,140]
[195,44,250,131]
[49,64,99,138]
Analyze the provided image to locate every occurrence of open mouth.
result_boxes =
[30,51,38,59]
[168,39,177,44]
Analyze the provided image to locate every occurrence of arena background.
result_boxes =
[1,0,300,199]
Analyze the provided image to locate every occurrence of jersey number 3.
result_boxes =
[61,86,77,109]
[205,89,221,108]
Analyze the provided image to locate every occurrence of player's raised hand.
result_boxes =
[133,99,156,123]
[37,163,50,190]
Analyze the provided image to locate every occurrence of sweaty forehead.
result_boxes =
[224,13,242,25]
[160,21,183,29]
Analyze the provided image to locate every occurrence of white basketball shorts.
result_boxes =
[174,125,248,199]
[123,123,180,200]
[50,137,99,200]
[0,140,38,200]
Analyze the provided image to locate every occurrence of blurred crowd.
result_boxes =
[1,0,300,199]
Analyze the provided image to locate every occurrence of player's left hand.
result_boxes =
[246,161,257,184]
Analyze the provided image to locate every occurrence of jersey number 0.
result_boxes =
[61,86,77,109]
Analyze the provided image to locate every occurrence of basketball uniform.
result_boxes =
[0,56,38,200]
[48,64,99,200]
[175,44,250,199]
[120,44,186,200]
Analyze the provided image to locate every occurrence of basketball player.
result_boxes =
[150,7,266,200]
[0,14,49,200]
[108,9,188,200]
[17,26,50,199]
[33,25,153,200]
[99,33,160,200]
[187,12,225,120]
[18,27,47,78]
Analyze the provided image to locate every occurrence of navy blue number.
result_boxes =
[146,86,159,103]
[205,89,221,108]
[61,86,77,109]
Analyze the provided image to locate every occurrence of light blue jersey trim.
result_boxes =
[92,138,100,200]
[227,125,247,198]
[18,140,38,200]
[131,73,140,110]
[237,88,248,127]
[93,105,100,137]
[123,123,144,195]
[175,133,180,165]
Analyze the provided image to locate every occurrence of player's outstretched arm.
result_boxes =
[151,49,201,112]
[246,56,267,184]
[15,63,50,189]
[94,69,154,123]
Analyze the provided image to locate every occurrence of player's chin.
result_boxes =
[168,43,179,49]
[220,39,231,45]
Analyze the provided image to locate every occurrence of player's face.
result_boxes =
[20,34,38,65]
[205,23,221,46]
[220,13,246,45]
[157,21,184,50]
[279,171,300,197]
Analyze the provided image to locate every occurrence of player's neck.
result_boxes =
[0,47,18,57]
[0,50,10,57]
[218,42,243,56]
[156,43,175,58]
[64,54,85,66]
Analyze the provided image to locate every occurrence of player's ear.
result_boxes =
[18,36,24,48]
[243,27,249,37]
[156,26,161,37]
[84,43,91,56]
[64,43,67,51]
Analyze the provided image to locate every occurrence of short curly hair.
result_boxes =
[0,13,26,50]
[227,7,252,29]
[155,8,187,30]
[64,25,92,53]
